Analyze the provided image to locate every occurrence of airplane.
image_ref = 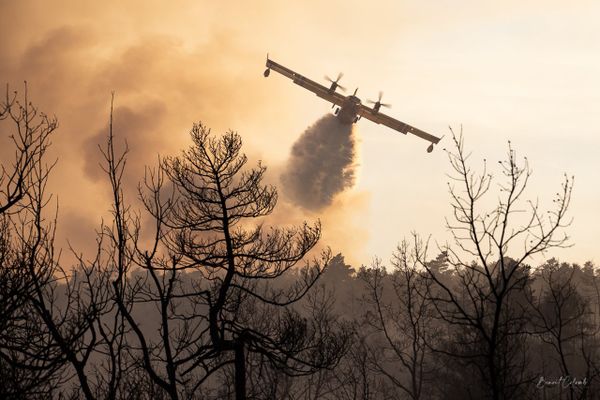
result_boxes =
[264,56,441,152]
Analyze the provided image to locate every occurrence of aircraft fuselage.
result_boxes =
[292,73,361,124]
[335,95,361,125]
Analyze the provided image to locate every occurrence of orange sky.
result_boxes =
[1,1,599,267]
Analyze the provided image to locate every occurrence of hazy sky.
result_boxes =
[1,1,598,266]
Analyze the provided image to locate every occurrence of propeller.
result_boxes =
[367,91,391,109]
[325,72,346,92]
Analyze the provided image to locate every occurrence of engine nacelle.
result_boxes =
[263,68,270,77]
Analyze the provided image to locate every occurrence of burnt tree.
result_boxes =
[105,122,347,399]
[418,129,573,400]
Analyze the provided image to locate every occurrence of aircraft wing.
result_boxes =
[266,58,346,107]
[357,104,441,145]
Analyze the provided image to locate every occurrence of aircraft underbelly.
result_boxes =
[336,115,354,124]
[336,107,357,125]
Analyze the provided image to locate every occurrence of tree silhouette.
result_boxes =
[361,241,438,400]
[0,84,65,397]
[416,129,573,400]
[102,121,348,399]
[530,259,598,399]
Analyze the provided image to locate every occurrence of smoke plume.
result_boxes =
[281,114,357,210]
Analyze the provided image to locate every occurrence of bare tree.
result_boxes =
[0,85,112,400]
[163,124,349,398]
[361,240,438,400]
[415,129,573,400]
[530,260,598,399]
[244,284,352,400]
[100,121,348,399]
[0,83,64,397]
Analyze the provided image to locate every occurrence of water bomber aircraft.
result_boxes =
[264,56,441,152]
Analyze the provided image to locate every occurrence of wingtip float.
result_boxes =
[264,55,441,153]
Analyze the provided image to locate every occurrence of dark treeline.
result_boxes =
[306,252,600,400]
[1,88,597,400]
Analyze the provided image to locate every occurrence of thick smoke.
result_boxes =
[281,114,356,210]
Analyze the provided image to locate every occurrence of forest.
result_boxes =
[1,87,597,400]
